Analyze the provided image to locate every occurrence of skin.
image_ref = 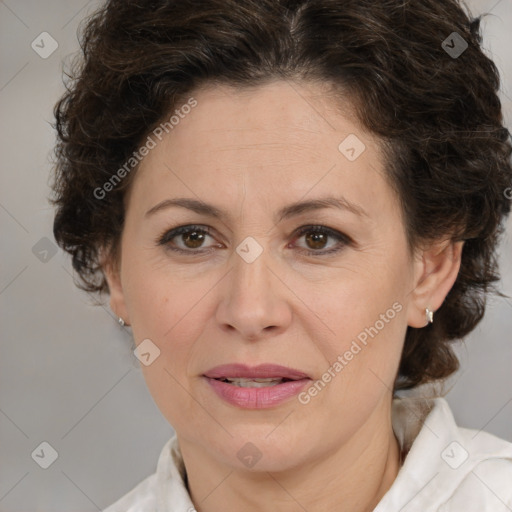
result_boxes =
[104,80,463,512]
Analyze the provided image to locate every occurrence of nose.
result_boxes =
[215,242,292,341]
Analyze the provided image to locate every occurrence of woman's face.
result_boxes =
[108,81,426,471]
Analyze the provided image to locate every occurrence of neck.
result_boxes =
[179,400,401,512]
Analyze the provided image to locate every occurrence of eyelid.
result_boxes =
[292,225,351,243]
[290,225,352,255]
[157,224,214,245]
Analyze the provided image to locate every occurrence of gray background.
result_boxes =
[0,0,511,510]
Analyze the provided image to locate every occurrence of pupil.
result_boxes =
[184,231,204,248]
[305,231,327,250]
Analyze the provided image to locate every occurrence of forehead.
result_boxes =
[128,80,396,222]
[165,80,365,158]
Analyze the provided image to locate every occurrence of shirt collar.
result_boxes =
[154,396,512,512]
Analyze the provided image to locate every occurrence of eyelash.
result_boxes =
[157,224,351,257]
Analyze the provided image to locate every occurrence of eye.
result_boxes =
[291,225,351,256]
[157,224,220,253]
[157,224,351,256]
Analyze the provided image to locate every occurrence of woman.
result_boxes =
[51,0,512,510]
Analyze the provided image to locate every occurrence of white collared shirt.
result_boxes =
[103,397,512,511]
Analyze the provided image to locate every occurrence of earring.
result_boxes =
[118,317,126,327]
[425,308,434,325]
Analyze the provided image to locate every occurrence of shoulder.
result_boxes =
[377,396,512,511]
[102,472,158,512]
[440,426,512,511]
[102,435,195,512]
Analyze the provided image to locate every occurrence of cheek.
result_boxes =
[305,253,410,388]
[122,252,215,371]
[125,269,211,428]
[121,245,188,331]
[311,285,406,375]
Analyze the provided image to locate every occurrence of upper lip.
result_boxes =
[203,363,311,380]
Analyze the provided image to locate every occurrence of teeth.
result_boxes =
[222,377,285,388]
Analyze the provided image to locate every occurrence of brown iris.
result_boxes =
[182,230,206,249]
[304,231,328,250]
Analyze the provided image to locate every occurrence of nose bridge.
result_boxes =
[230,235,272,304]
[215,235,290,338]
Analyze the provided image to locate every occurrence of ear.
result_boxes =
[407,239,464,328]
[102,250,130,325]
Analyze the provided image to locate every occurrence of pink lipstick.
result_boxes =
[203,363,311,409]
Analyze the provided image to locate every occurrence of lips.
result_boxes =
[203,363,310,381]
[203,364,312,409]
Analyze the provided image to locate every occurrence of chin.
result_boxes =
[212,429,307,473]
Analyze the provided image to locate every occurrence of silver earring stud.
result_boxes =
[118,317,125,327]
[425,308,434,325]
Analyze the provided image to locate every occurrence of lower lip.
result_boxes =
[204,377,311,409]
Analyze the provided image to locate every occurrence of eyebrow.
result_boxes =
[145,195,368,222]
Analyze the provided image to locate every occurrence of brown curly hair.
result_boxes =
[51,0,512,390]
